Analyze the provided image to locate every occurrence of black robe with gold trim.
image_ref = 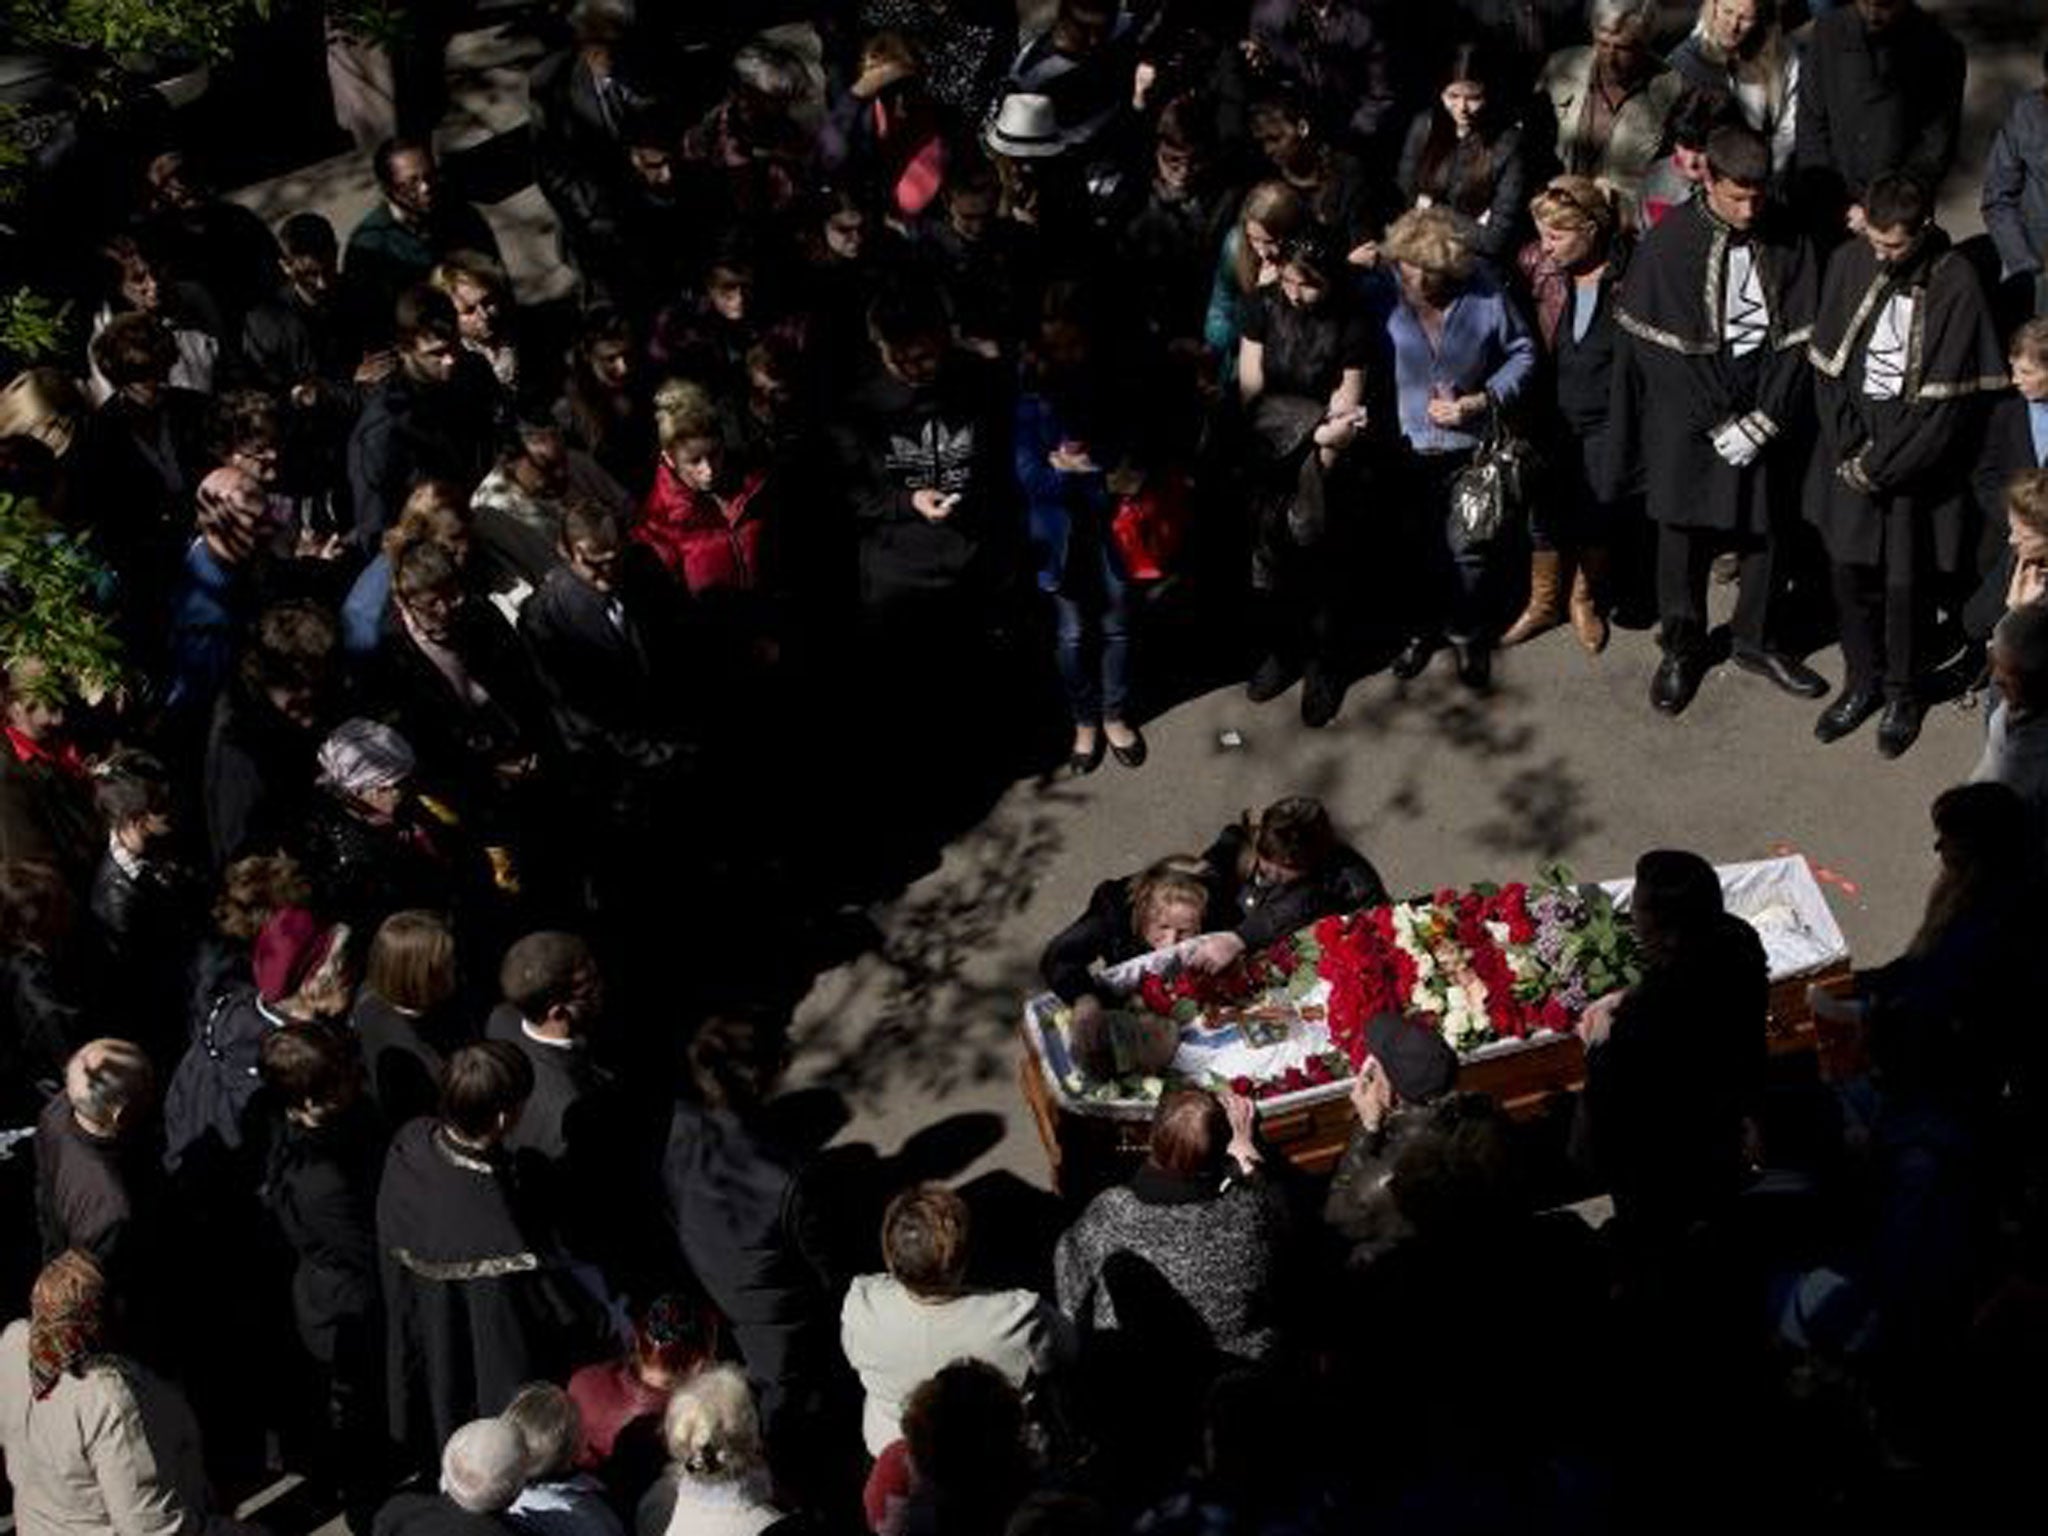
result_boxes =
[1612,198,1817,533]
[376,1118,606,1457]
[1804,229,2008,571]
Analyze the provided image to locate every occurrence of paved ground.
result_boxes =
[219,2,2048,1201]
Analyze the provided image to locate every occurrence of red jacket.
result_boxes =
[634,462,772,596]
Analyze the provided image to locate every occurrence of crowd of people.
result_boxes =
[6,0,2048,1534]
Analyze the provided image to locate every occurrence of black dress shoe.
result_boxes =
[1453,641,1491,693]
[1246,652,1299,703]
[1813,686,1882,743]
[1651,651,1704,715]
[1391,635,1435,681]
[1066,734,1106,776]
[1301,669,1345,728]
[1107,725,1148,767]
[1876,696,1924,759]
[1733,648,1829,699]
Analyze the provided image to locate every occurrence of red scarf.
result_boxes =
[4,724,87,779]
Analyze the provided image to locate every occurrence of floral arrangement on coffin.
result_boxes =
[1314,869,1639,1060]
[1048,867,1640,1105]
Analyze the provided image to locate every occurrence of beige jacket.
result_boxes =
[1538,48,1686,216]
[0,1321,244,1536]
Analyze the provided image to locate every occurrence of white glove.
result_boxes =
[1710,417,1758,468]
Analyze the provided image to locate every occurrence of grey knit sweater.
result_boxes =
[1053,1175,1287,1363]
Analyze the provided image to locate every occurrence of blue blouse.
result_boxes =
[1365,268,1536,454]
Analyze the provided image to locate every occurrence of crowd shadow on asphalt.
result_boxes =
[1326,669,1604,866]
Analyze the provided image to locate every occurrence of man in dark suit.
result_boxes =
[372,535,558,810]
[345,287,502,553]
[345,137,502,347]
[517,498,693,781]
[1794,0,1965,246]
[483,931,608,1166]
[528,1,655,291]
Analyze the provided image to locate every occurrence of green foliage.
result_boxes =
[0,491,125,701]
[326,0,413,49]
[2,0,269,66]
[0,106,27,207]
[0,288,75,365]
[1538,863,1642,998]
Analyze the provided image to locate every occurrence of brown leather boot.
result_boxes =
[1500,550,1565,646]
[1570,546,1610,654]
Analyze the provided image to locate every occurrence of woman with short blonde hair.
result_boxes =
[1668,0,1798,173]
[1381,206,1478,283]
[635,1366,779,1536]
[1505,174,1632,653]
[1376,204,1537,690]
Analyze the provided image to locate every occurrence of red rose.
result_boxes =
[1229,1075,1254,1095]
[1138,973,1174,1016]
[1281,1067,1309,1092]
[1538,997,1571,1035]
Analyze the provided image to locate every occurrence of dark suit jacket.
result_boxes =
[345,357,503,551]
[367,599,557,795]
[661,1099,838,1400]
[74,388,214,591]
[484,1004,609,1165]
[1795,6,1965,223]
[517,557,692,774]
[1578,915,1769,1232]
[527,49,650,259]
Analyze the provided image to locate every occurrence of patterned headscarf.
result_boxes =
[315,717,415,799]
[29,1250,108,1399]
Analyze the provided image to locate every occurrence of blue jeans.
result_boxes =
[1051,539,1132,726]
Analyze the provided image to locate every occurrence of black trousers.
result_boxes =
[1830,497,1925,698]
[1655,523,1773,658]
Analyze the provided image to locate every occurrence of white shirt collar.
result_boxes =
[520,1018,577,1050]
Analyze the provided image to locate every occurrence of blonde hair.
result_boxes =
[1128,855,1211,941]
[1232,181,1304,296]
[380,479,470,561]
[662,1365,763,1480]
[1383,206,1475,280]
[1529,175,1621,240]
[282,922,355,1020]
[430,250,510,303]
[0,369,88,458]
[654,377,721,452]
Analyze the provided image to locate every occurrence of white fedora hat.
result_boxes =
[983,92,1066,159]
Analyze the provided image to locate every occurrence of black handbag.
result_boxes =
[1448,405,1538,554]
